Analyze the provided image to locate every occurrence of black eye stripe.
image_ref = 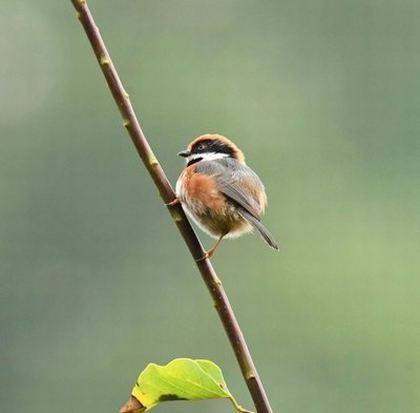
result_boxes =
[191,140,234,157]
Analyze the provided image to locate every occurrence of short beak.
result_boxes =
[177,149,191,157]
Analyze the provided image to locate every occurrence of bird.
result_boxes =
[171,133,279,260]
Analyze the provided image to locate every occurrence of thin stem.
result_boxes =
[70,2,273,413]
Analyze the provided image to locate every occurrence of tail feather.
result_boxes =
[238,208,279,251]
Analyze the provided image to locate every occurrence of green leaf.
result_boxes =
[131,358,252,413]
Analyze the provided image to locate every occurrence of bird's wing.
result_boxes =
[195,158,265,219]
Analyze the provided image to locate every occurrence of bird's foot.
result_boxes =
[195,245,219,263]
[195,235,224,262]
[195,251,210,262]
[165,197,180,207]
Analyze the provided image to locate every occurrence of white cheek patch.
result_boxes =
[185,152,228,164]
[185,154,202,164]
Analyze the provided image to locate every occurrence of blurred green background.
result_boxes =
[1,1,419,412]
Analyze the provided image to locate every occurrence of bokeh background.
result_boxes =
[1,1,419,412]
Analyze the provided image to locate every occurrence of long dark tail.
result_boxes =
[238,208,279,251]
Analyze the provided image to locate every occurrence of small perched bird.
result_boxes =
[173,134,279,259]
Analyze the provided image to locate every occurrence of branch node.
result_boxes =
[246,372,256,380]
[100,54,110,65]
[149,157,159,167]
[169,209,183,223]
[123,119,130,128]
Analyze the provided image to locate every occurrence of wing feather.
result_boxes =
[195,158,265,218]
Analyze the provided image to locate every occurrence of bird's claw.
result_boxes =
[195,251,210,262]
[165,197,180,207]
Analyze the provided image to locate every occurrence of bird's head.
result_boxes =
[178,134,245,166]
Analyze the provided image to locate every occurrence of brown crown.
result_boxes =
[188,134,245,163]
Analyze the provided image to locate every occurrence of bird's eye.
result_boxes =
[197,144,205,151]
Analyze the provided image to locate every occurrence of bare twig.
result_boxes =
[120,396,145,413]
[70,2,273,412]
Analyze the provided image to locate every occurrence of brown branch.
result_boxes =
[70,1,273,413]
